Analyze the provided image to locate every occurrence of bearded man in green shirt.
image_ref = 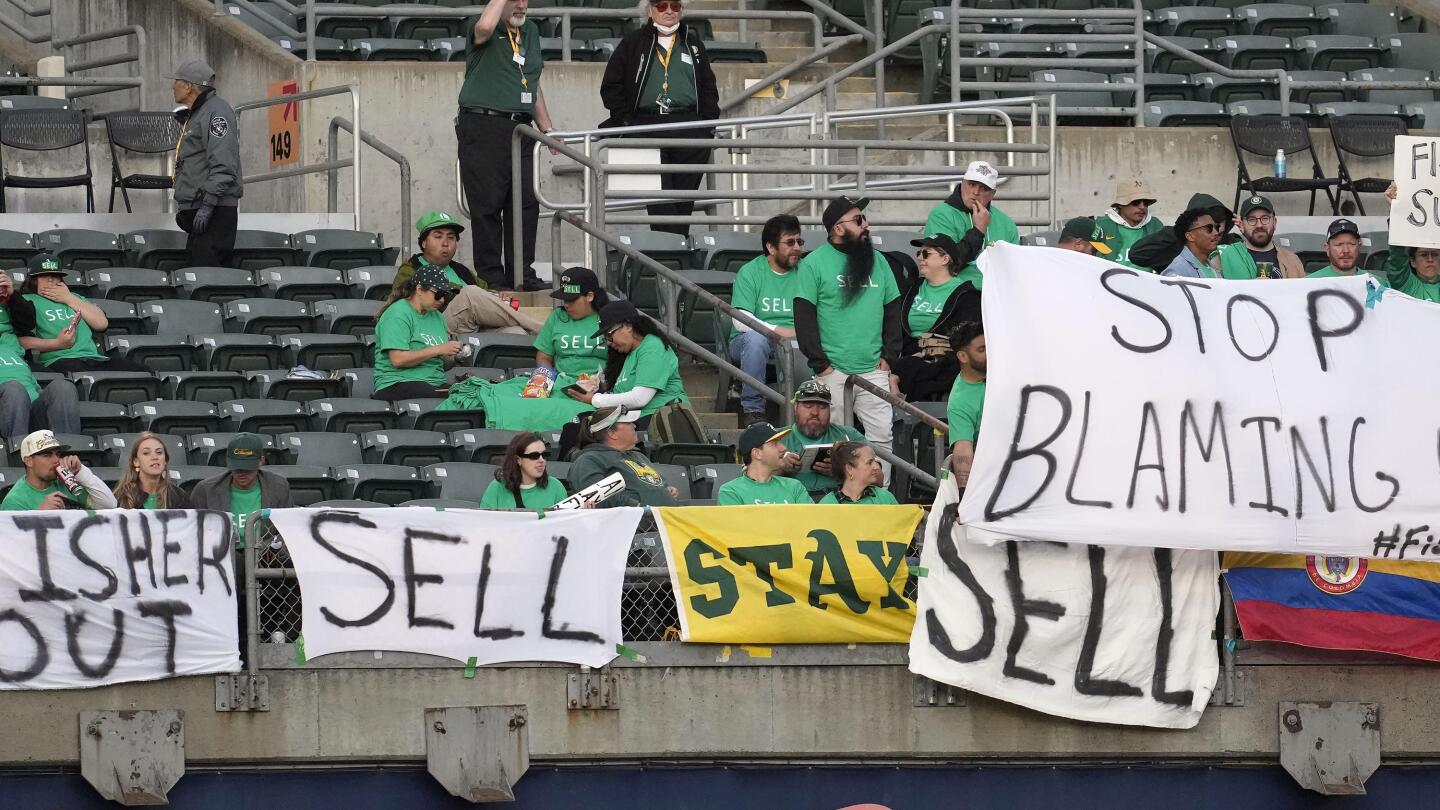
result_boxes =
[946,322,986,487]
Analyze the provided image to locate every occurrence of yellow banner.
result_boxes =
[655,505,924,643]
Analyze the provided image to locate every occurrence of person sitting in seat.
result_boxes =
[371,264,463,401]
[817,440,898,505]
[393,211,542,335]
[16,256,150,374]
[1,430,117,511]
[777,378,866,500]
[0,269,80,443]
[890,233,981,402]
[565,301,689,428]
[534,266,609,379]
[568,406,678,508]
[716,421,811,505]
[113,431,189,509]
[479,431,571,510]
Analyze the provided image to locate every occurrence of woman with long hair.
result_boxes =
[371,264,463,401]
[818,440,898,505]
[564,301,688,426]
[113,432,189,509]
[478,431,570,510]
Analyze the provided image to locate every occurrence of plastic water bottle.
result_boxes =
[1274,148,1287,178]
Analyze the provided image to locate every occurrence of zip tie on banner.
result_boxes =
[615,643,646,663]
[463,656,478,679]
[1366,277,1384,310]
[913,566,930,578]
[294,633,307,665]
[259,508,272,519]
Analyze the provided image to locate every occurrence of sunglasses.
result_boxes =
[836,214,868,227]
[916,248,945,260]
[1188,223,1223,234]
[516,450,546,461]
[652,0,682,11]
[605,324,626,338]
[779,237,805,247]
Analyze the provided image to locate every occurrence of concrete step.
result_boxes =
[836,90,920,110]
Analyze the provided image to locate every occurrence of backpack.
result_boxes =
[648,400,707,446]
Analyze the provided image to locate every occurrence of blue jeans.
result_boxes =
[727,330,774,414]
[0,379,80,441]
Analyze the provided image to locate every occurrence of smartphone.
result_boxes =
[66,312,81,331]
[561,383,588,398]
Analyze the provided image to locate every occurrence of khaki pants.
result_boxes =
[820,367,894,481]
[444,287,543,335]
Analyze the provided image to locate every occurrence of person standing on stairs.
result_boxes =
[170,59,242,268]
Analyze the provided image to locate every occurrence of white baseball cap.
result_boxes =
[19,429,65,459]
[961,160,1000,190]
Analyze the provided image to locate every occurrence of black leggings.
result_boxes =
[373,381,446,401]
[45,356,153,374]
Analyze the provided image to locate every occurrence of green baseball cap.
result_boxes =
[226,433,265,470]
[416,211,465,240]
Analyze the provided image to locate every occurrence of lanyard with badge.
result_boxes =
[506,26,533,106]
[654,37,677,114]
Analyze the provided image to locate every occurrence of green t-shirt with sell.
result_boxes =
[0,476,86,510]
[637,37,699,113]
[23,293,105,365]
[818,486,900,505]
[716,473,812,506]
[923,202,1021,289]
[534,309,606,378]
[730,255,800,336]
[1384,248,1438,302]
[614,333,689,417]
[906,275,963,337]
[0,306,38,400]
[947,376,986,447]
[373,301,449,392]
[1308,265,1389,287]
[794,243,901,375]
[230,483,262,550]
[780,422,866,495]
[1093,213,1164,268]
[479,477,569,510]
[458,20,543,114]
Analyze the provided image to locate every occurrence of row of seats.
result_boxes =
[36,268,390,306]
[270,34,767,64]
[1143,98,1434,127]
[5,228,396,272]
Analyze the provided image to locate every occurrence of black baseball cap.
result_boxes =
[821,196,870,233]
[593,300,643,336]
[910,234,964,265]
[736,422,792,464]
[551,267,605,303]
[1327,218,1360,240]
[1240,194,1275,216]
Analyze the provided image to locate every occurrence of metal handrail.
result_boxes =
[327,116,412,255]
[719,34,862,113]
[235,85,363,231]
[0,2,47,42]
[51,25,148,107]
[843,377,942,493]
[223,0,306,40]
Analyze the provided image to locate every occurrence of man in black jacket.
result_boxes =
[1128,192,1238,272]
[599,0,719,236]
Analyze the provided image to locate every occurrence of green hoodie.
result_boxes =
[568,442,676,508]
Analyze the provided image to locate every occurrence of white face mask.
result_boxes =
[655,21,679,35]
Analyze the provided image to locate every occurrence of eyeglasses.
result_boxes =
[652,0,682,11]
[1415,251,1440,262]
[1243,214,1274,226]
[779,237,805,247]
[516,450,546,461]
[1188,223,1222,234]
[836,214,867,226]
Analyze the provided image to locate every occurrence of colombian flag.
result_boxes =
[1223,553,1440,661]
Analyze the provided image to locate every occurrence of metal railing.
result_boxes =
[235,85,364,232]
[847,373,946,493]
[51,25,147,108]
[0,0,49,43]
[327,115,413,255]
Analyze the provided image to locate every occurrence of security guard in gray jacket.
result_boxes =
[170,59,243,267]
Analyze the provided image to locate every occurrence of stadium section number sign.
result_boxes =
[267,80,299,169]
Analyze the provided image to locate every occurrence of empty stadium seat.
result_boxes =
[338,368,374,398]
[1383,32,1440,72]
[76,401,133,436]
[0,229,37,268]
[1236,3,1322,39]
[1115,73,1197,104]
[654,463,693,500]
[343,265,395,300]
[130,400,221,436]
[100,431,186,466]
[312,298,379,337]
[282,333,366,370]
[260,266,348,303]
[35,228,125,272]
[1216,35,1299,72]
[354,38,432,61]
[1144,100,1229,127]
[72,370,160,406]
[220,398,308,435]
[169,465,227,491]
[1297,35,1383,72]
[186,432,277,466]
[421,461,497,502]
[651,442,733,468]
[1319,3,1399,39]
[90,299,144,335]
[1158,6,1239,39]
[262,465,336,505]
[0,110,94,213]
[1315,101,1407,118]
[123,230,189,271]
[1147,35,1220,74]
[334,464,428,505]
[139,299,224,335]
[53,433,103,465]
[224,298,312,337]
[104,334,196,372]
[175,267,262,304]
[1349,67,1435,106]
[1276,232,1330,271]
[104,111,180,213]
[1287,69,1349,105]
[86,267,169,304]
[394,14,464,41]
[1228,100,1316,121]
[1405,100,1440,127]
[361,429,452,467]
[292,230,395,269]
[277,431,363,466]
[162,371,248,403]
[450,428,519,464]
[690,463,743,500]
[694,231,761,274]
[425,36,467,62]
[245,368,344,402]
[458,332,536,371]
[306,397,397,433]
[231,230,296,269]
[196,334,284,373]
[313,499,387,508]
[1329,113,1409,214]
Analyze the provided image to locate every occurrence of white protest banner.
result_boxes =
[271,507,642,667]
[910,479,1218,729]
[961,242,1440,560]
[1390,135,1440,249]
[0,510,239,690]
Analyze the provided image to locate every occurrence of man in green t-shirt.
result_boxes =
[394,211,542,334]
[728,214,804,424]
[923,161,1020,289]
[777,377,866,499]
[190,434,295,548]
[1308,219,1384,285]
[1,429,117,511]
[794,196,902,472]
[1056,217,1113,257]
[457,0,553,291]
[946,322,986,488]
[1210,195,1306,280]
[1094,179,1164,267]
[717,422,811,505]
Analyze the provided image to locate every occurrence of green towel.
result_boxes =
[441,375,594,432]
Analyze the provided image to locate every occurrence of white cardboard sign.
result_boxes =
[1391,135,1440,249]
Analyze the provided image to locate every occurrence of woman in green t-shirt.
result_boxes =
[478,431,571,510]
[890,233,981,402]
[113,431,190,509]
[372,264,464,401]
[18,261,150,373]
[817,441,899,505]
[565,300,688,426]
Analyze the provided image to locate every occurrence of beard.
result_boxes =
[836,232,873,303]
[1247,228,1274,248]
[508,12,527,26]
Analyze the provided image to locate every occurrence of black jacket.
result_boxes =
[1128,192,1239,272]
[599,21,720,128]
[899,226,984,346]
